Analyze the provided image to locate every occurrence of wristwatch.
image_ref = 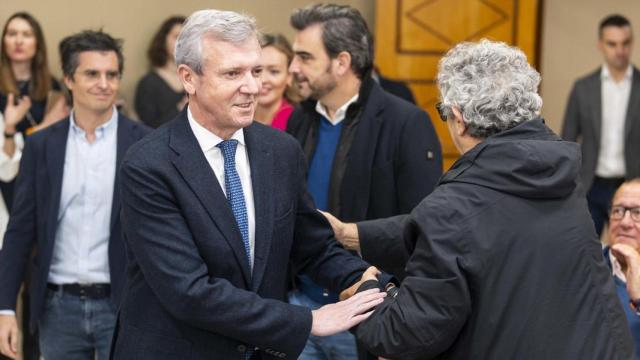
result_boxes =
[3,131,15,139]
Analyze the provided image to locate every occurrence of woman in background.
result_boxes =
[0,12,67,137]
[255,33,298,131]
[135,16,186,128]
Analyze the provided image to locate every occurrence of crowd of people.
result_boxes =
[0,3,637,360]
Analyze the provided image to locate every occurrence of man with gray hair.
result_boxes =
[109,9,386,360]
[286,4,441,358]
[339,39,634,359]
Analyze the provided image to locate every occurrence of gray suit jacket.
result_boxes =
[562,66,640,191]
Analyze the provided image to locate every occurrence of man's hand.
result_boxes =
[319,210,360,251]
[340,266,380,301]
[3,94,32,134]
[311,288,386,336]
[612,243,640,301]
[0,314,19,359]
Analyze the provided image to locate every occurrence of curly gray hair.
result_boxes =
[437,39,542,138]
[175,9,260,75]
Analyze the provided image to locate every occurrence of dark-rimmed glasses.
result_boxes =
[610,206,640,222]
[435,102,448,122]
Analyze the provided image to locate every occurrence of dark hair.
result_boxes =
[59,30,124,79]
[148,16,185,68]
[599,14,631,38]
[290,3,373,79]
[0,12,52,100]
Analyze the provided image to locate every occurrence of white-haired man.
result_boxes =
[109,9,385,360]
[342,39,634,359]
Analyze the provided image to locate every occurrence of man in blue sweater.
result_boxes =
[285,4,442,359]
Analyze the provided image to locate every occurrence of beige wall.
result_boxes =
[540,0,640,133]
[7,0,639,129]
[0,0,373,119]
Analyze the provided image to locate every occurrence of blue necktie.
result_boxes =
[217,139,252,270]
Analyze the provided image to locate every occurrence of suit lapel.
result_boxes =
[45,120,70,251]
[110,115,134,231]
[589,72,602,145]
[339,85,384,221]
[169,113,252,287]
[625,67,640,138]
[244,124,273,292]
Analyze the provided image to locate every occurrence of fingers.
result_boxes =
[0,317,18,359]
[21,96,32,109]
[347,288,387,309]
[349,309,376,325]
[612,243,638,258]
[362,266,380,280]
[9,324,17,355]
[612,244,640,270]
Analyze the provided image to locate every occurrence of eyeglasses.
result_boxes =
[610,206,640,222]
[435,102,448,122]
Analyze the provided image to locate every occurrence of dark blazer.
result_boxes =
[0,114,150,331]
[378,75,416,105]
[110,113,370,360]
[287,79,442,277]
[562,66,640,190]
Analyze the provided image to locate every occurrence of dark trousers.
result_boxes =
[587,176,625,237]
[21,290,40,360]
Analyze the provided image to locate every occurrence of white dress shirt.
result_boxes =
[187,107,256,268]
[597,64,632,177]
[0,116,24,315]
[0,109,118,316]
[315,94,359,125]
[48,108,118,285]
[0,114,24,249]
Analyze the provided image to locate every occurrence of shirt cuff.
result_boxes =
[0,310,16,316]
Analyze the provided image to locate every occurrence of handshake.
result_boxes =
[310,266,386,336]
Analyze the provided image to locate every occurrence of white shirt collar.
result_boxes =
[601,64,633,81]
[187,106,245,153]
[315,94,359,125]
[69,106,118,139]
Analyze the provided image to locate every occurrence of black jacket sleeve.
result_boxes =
[355,214,471,359]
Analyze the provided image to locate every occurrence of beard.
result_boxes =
[294,63,337,101]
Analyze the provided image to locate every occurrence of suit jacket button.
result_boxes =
[237,345,247,352]
[279,354,286,358]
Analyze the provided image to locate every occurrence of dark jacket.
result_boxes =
[355,118,634,359]
[286,77,442,277]
[0,114,150,331]
[378,75,416,105]
[562,66,640,190]
[110,114,370,360]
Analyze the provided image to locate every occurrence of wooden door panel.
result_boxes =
[376,0,540,170]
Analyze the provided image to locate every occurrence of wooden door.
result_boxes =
[375,0,541,170]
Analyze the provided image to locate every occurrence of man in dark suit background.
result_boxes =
[372,67,416,105]
[285,4,441,359]
[0,30,149,359]
[562,14,640,236]
[110,9,385,360]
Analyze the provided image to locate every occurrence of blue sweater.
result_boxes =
[300,117,343,304]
